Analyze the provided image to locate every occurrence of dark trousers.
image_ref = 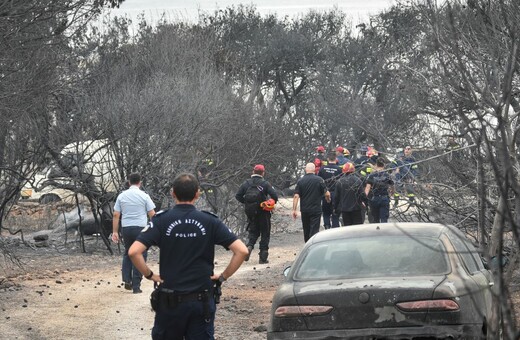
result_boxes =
[152,298,216,340]
[322,193,340,229]
[369,196,390,223]
[301,212,321,242]
[341,210,364,226]
[122,226,147,289]
[246,211,271,251]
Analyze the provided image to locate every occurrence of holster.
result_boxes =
[213,280,222,304]
[150,283,160,312]
[152,287,213,321]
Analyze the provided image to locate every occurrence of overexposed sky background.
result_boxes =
[109,0,395,25]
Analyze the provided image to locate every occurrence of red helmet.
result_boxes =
[316,145,325,153]
[342,162,355,174]
[336,146,344,153]
[260,198,276,211]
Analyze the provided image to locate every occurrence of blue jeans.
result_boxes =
[122,226,147,290]
[369,196,390,223]
[152,298,216,340]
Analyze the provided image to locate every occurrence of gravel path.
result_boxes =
[0,202,304,339]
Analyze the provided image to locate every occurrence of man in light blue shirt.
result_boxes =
[112,173,156,293]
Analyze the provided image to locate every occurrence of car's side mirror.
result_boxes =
[283,266,291,277]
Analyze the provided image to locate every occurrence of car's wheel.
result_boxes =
[39,193,61,204]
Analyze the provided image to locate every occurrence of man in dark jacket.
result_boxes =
[292,163,329,242]
[334,162,367,226]
[235,164,278,264]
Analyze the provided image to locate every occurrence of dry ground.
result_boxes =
[1,198,519,339]
[0,199,303,340]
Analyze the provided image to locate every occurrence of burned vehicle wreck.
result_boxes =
[268,223,498,340]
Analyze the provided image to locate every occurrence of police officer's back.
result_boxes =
[128,173,248,339]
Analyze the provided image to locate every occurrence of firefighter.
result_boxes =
[312,145,327,174]
[392,146,419,207]
[335,146,348,166]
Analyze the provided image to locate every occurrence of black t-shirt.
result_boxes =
[366,171,394,197]
[294,173,327,214]
[318,163,342,191]
[136,204,237,292]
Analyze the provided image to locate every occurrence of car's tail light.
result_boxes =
[396,299,460,312]
[274,305,333,317]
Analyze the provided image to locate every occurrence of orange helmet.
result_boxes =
[342,162,355,173]
[260,198,276,211]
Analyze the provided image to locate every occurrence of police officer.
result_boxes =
[129,173,248,340]
[365,158,394,223]
[318,152,342,229]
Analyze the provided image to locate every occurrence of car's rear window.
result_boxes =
[294,236,449,280]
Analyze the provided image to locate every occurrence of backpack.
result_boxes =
[243,179,267,219]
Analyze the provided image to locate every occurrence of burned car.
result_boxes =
[268,223,497,339]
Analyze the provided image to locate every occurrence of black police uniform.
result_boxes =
[136,204,238,340]
[318,163,342,228]
[366,171,394,223]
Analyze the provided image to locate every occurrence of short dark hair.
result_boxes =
[253,169,264,175]
[172,173,199,201]
[327,152,336,161]
[128,173,141,185]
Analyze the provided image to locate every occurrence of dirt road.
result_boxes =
[0,206,303,340]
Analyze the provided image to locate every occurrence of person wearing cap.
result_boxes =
[335,146,348,166]
[235,164,279,264]
[312,145,327,174]
[334,162,367,226]
[292,163,329,242]
[318,152,342,229]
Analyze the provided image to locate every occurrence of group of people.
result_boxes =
[289,144,420,241]
[112,172,248,339]
[108,144,420,339]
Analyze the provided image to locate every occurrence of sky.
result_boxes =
[109,0,395,26]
